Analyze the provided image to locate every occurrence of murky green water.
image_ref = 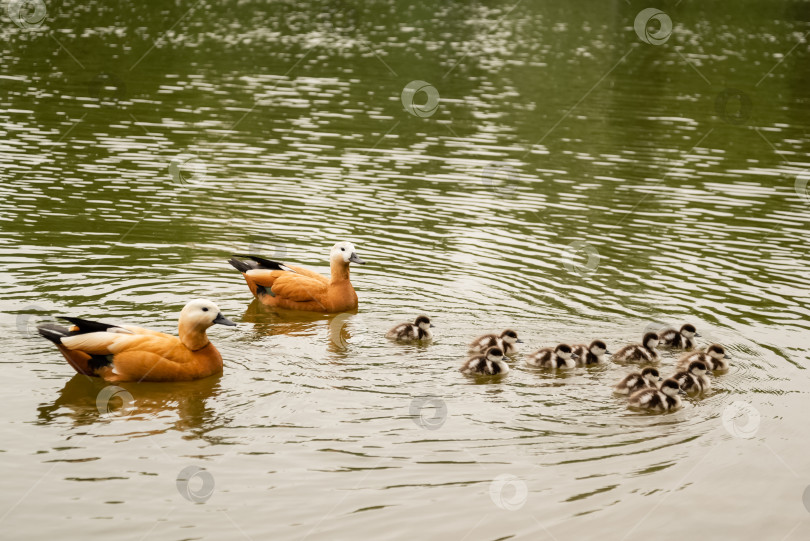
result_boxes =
[2,1,810,539]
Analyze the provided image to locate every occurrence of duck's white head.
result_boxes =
[589,340,609,357]
[330,241,365,265]
[688,361,708,377]
[500,329,522,345]
[680,323,699,339]
[707,344,729,360]
[660,378,683,397]
[555,344,577,361]
[641,366,661,384]
[180,299,236,330]
[643,332,660,350]
[414,315,433,331]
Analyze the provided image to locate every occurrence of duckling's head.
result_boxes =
[180,299,236,330]
[500,329,522,345]
[589,340,609,356]
[687,360,708,376]
[486,347,505,362]
[680,323,699,338]
[414,315,433,330]
[707,344,730,360]
[643,332,660,350]
[331,241,365,265]
[641,367,660,384]
[554,344,578,361]
[660,378,683,397]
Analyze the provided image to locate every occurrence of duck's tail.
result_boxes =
[228,254,293,273]
[37,323,97,376]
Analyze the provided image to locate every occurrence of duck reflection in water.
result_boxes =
[37,373,223,433]
[241,298,365,357]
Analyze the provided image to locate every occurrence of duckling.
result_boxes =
[572,340,611,365]
[628,378,685,412]
[468,329,523,356]
[659,323,700,350]
[386,315,434,342]
[676,344,731,371]
[460,347,510,376]
[614,367,661,395]
[525,344,579,369]
[612,332,661,363]
[670,360,710,396]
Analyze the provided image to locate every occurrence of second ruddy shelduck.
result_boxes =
[228,241,365,312]
[37,299,236,382]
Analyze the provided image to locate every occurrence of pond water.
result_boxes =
[1,1,809,539]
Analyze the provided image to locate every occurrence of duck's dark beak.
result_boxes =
[213,313,237,326]
[605,350,612,355]
[349,252,366,264]
[678,389,687,395]
[571,353,580,361]
[430,324,435,328]
[695,333,702,337]
[658,377,663,381]
[516,339,524,343]
[724,354,731,359]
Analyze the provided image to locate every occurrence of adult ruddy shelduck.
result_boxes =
[37,300,236,382]
[228,241,366,312]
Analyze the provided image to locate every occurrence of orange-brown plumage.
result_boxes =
[37,300,236,383]
[229,241,365,313]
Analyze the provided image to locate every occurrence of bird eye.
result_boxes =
[202,307,209,312]
[341,248,345,251]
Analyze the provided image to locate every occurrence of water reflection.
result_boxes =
[37,374,223,433]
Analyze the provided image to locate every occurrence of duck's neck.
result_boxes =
[179,321,210,351]
[330,259,351,285]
